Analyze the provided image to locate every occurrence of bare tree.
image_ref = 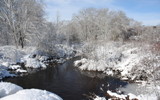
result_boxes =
[0,0,45,48]
[72,8,132,42]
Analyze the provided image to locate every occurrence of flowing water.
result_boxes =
[4,57,128,100]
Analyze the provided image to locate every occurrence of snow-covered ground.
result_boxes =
[0,82,63,100]
[0,82,23,98]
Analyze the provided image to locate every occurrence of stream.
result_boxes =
[4,57,128,100]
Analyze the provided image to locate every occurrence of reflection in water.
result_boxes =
[5,57,127,100]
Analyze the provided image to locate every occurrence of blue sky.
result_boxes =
[44,0,160,25]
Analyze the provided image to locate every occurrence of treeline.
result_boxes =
[0,0,159,52]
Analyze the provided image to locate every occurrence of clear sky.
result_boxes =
[44,0,160,26]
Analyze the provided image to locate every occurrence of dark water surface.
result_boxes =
[4,57,127,100]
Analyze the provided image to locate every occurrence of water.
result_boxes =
[4,57,127,100]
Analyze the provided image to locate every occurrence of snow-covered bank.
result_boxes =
[74,43,141,80]
[0,65,15,80]
[21,44,76,68]
[0,46,26,64]
[74,41,160,100]
[0,46,36,79]
[93,96,106,100]
[74,42,160,81]
[106,90,158,100]
[0,82,63,100]
[21,54,47,69]
[0,45,77,80]
[93,82,160,100]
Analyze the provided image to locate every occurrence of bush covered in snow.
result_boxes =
[22,54,47,69]
[74,41,160,82]
[21,44,77,68]
[37,44,76,59]
[0,46,36,79]
[0,46,26,64]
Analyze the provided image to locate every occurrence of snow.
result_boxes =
[0,46,47,69]
[119,82,160,100]
[136,93,158,100]
[75,42,160,100]
[0,46,25,64]
[106,82,160,100]
[0,82,63,100]
[39,56,49,62]
[1,89,63,100]
[0,65,15,80]
[74,42,159,81]
[93,96,106,100]
[0,46,37,79]
[127,93,137,99]
[16,69,27,73]
[107,90,127,99]
[21,44,76,68]
[23,56,46,68]
[9,65,21,70]
[0,45,77,79]
[74,58,87,66]
[116,48,141,77]
[0,82,23,98]
[74,58,107,71]
[20,52,48,69]
[74,44,142,76]
[1,62,10,67]
[55,44,76,59]
[107,90,159,100]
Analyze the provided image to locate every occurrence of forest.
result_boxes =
[0,0,160,100]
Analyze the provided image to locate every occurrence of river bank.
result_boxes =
[74,41,160,100]
[0,45,76,80]
[0,42,159,100]
[2,56,128,100]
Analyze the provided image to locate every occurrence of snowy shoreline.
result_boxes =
[74,42,160,100]
[0,45,76,80]
[0,42,159,100]
[0,45,76,100]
